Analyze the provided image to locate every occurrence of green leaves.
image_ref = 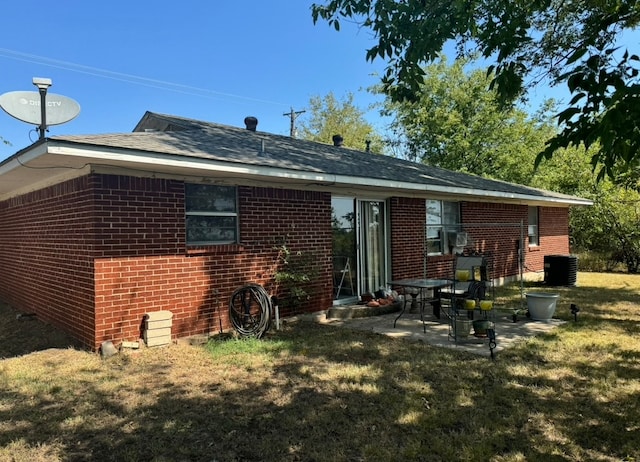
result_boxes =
[382,58,552,184]
[566,47,588,65]
[539,44,640,183]
[297,91,384,153]
[312,0,640,180]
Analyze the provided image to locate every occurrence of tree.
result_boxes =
[381,59,554,185]
[533,143,640,273]
[297,92,384,153]
[571,182,640,273]
[379,55,640,272]
[312,0,640,181]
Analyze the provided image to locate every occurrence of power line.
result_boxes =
[0,47,289,107]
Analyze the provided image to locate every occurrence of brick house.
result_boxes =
[0,112,591,350]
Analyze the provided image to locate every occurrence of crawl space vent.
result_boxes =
[144,310,173,347]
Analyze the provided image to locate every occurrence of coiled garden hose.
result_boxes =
[229,284,272,338]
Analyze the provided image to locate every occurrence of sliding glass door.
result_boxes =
[331,197,389,303]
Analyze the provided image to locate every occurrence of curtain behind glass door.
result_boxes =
[359,201,386,295]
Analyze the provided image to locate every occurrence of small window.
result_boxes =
[185,184,238,245]
[528,206,539,246]
[426,200,461,254]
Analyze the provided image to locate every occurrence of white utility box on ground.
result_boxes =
[143,310,173,347]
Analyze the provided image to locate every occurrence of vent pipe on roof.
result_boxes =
[365,140,371,152]
[258,139,267,157]
[244,116,258,131]
[332,134,344,147]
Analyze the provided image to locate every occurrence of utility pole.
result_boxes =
[283,107,305,138]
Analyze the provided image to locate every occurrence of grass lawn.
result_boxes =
[1,272,639,461]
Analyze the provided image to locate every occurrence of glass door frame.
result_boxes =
[331,196,358,305]
[331,196,391,305]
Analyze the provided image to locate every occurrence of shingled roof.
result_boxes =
[1,111,592,206]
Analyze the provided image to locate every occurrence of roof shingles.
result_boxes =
[47,111,590,205]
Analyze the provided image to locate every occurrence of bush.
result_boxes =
[574,251,626,273]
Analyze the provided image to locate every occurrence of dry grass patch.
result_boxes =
[0,272,639,461]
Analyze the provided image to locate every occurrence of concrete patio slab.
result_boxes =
[319,310,564,358]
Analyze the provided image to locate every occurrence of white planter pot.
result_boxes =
[526,293,560,321]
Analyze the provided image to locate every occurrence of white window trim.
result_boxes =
[426,200,461,255]
[528,206,539,247]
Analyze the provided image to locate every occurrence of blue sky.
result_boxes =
[0,1,387,160]
[1,2,637,162]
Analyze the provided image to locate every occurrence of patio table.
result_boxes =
[388,279,452,333]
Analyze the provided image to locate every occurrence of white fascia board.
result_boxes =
[45,142,593,207]
[417,184,593,206]
[47,143,340,185]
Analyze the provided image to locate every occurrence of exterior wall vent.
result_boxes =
[143,310,173,346]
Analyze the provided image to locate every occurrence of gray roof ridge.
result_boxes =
[136,110,384,155]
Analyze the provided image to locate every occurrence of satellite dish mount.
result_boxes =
[32,77,52,140]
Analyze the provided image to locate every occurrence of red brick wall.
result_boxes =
[1,171,568,349]
[1,173,332,350]
[92,174,186,348]
[0,176,96,347]
[91,179,332,349]
[461,202,527,280]
[390,197,425,279]
[388,200,570,282]
[528,206,570,271]
[91,175,185,257]
[238,187,333,317]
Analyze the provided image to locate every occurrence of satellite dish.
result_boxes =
[0,91,80,126]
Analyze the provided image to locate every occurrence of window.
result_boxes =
[185,183,238,245]
[528,206,539,246]
[426,200,461,254]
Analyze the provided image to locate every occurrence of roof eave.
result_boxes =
[0,140,592,207]
[46,141,592,206]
